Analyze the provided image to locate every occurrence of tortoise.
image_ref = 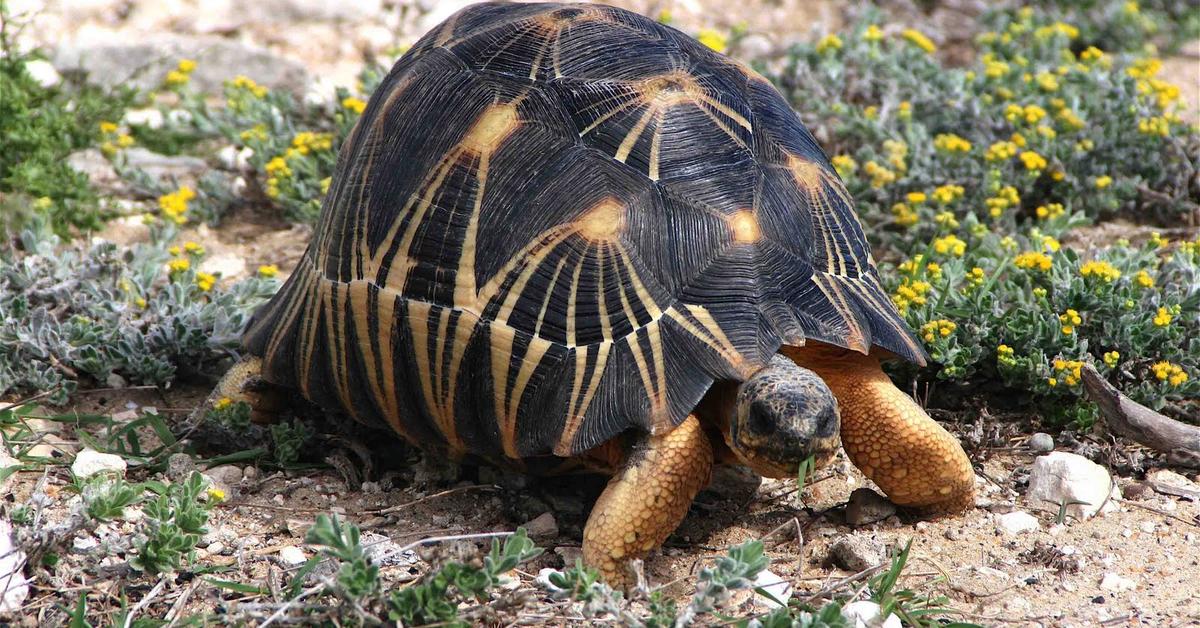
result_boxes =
[203,1,975,586]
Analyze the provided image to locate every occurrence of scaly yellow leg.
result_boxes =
[582,414,713,588]
[783,346,975,514]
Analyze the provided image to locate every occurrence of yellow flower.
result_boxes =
[933,133,971,153]
[1040,235,1061,252]
[292,131,334,154]
[1014,251,1052,272]
[863,105,878,120]
[207,486,227,503]
[157,186,196,224]
[831,155,858,178]
[240,124,268,143]
[1058,309,1081,335]
[816,34,843,54]
[997,344,1014,360]
[320,177,332,194]
[214,397,233,410]
[1033,287,1047,298]
[1137,116,1169,137]
[134,296,147,308]
[257,264,279,278]
[1124,1,1139,14]
[1079,46,1105,62]
[183,241,205,255]
[891,278,931,314]
[1048,377,1058,387]
[984,56,1010,79]
[934,211,958,230]
[932,184,964,204]
[341,96,367,114]
[906,191,927,204]
[925,262,943,280]
[1036,203,1065,220]
[986,186,1021,217]
[1135,270,1154,288]
[1149,232,1168,248]
[1152,307,1172,327]
[265,156,293,178]
[195,272,216,292]
[99,121,118,134]
[1036,72,1059,92]
[1036,125,1057,140]
[1103,351,1120,368]
[177,59,197,73]
[1051,358,1084,386]
[1151,361,1188,386]
[920,319,957,342]
[882,139,908,172]
[985,141,1017,162]
[897,101,911,120]
[1019,151,1047,172]
[966,266,985,286]
[1080,260,1120,283]
[901,28,936,54]
[1094,175,1112,189]
[164,69,190,87]
[863,160,896,188]
[168,257,191,273]
[932,234,966,257]
[231,75,269,98]
[168,245,182,256]
[696,29,728,53]
[863,24,883,42]
[891,202,918,227]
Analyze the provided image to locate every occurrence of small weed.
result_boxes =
[131,472,211,574]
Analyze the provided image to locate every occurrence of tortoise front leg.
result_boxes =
[582,414,713,588]
[782,346,975,514]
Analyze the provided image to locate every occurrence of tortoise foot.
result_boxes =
[582,414,713,589]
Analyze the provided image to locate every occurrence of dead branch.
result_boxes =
[1081,364,1200,468]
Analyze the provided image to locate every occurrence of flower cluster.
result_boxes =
[164,58,197,89]
[1151,361,1188,387]
[157,186,196,224]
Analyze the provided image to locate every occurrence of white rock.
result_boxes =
[1026,452,1116,520]
[535,567,563,591]
[217,145,254,171]
[123,108,165,129]
[752,569,792,609]
[0,520,28,615]
[996,511,1040,535]
[1099,572,1136,593]
[278,545,307,566]
[71,449,127,478]
[121,147,207,180]
[199,254,247,281]
[72,535,99,553]
[1139,521,1156,533]
[842,600,901,628]
[24,59,61,88]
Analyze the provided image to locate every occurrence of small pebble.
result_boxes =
[278,546,307,566]
[1027,432,1055,453]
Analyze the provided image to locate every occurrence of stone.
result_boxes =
[830,534,886,572]
[24,59,61,88]
[166,453,197,482]
[120,147,208,181]
[54,35,310,96]
[522,512,558,541]
[123,108,165,130]
[217,145,255,171]
[71,449,127,478]
[844,487,896,526]
[204,464,244,487]
[278,545,308,566]
[72,535,99,553]
[1147,469,1200,499]
[996,511,1040,535]
[536,567,563,591]
[360,532,419,568]
[0,520,29,615]
[67,149,122,191]
[842,600,901,628]
[199,253,247,281]
[1026,452,1117,520]
[1027,432,1055,453]
[751,569,792,609]
[1099,572,1136,593]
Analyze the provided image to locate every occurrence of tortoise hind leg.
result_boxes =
[582,414,713,589]
[192,355,286,425]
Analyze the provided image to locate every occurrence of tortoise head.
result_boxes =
[727,355,841,478]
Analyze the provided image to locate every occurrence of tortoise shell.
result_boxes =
[243,1,926,461]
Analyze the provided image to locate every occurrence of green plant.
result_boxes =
[79,476,141,522]
[0,217,278,404]
[0,1,133,237]
[269,419,312,466]
[304,513,381,601]
[767,6,1199,427]
[131,472,211,574]
[386,528,543,627]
